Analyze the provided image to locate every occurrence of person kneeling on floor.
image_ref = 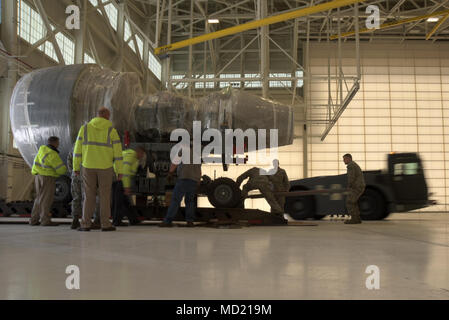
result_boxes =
[236,167,284,216]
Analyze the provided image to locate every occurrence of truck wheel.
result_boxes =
[54,176,72,204]
[285,195,315,220]
[207,178,241,209]
[359,189,387,220]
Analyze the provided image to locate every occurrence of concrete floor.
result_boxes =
[0,213,448,300]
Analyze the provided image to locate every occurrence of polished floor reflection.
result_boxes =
[0,213,448,300]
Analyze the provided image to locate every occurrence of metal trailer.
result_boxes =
[120,140,350,225]
[0,152,435,223]
[0,137,343,226]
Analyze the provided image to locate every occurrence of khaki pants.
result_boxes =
[81,167,114,229]
[71,174,100,221]
[30,175,56,225]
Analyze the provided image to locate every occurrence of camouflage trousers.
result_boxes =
[273,194,286,214]
[346,188,364,220]
[71,174,100,221]
[242,181,283,214]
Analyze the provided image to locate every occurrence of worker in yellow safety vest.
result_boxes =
[73,107,124,232]
[112,147,146,226]
[30,136,67,226]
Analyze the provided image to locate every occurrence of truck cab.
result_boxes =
[286,152,433,221]
[386,153,429,211]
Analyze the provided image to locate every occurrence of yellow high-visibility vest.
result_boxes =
[114,149,139,188]
[73,117,124,173]
[31,145,67,177]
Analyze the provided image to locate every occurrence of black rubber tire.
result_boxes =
[285,192,315,220]
[54,176,72,204]
[314,214,326,220]
[358,188,387,221]
[207,177,241,209]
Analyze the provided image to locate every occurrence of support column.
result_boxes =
[74,0,87,64]
[187,0,193,98]
[213,36,219,90]
[0,0,18,154]
[161,0,172,91]
[203,23,207,94]
[0,0,18,201]
[143,22,151,93]
[113,0,126,71]
[291,18,298,103]
[337,7,343,107]
[302,17,311,179]
[259,0,269,98]
[240,34,245,89]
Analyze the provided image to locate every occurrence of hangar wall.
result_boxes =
[0,155,33,202]
[308,41,449,211]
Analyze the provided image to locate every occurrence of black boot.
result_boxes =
[159,222,174,228]
[101,226,116,232]
[41,221,60,226]
[344,215,362,224]
[71,218,81,230]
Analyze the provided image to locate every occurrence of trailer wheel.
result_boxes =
[285,195,315,220]
[54,176,72,204]
[358,189,387,220]
[207,178,241,209]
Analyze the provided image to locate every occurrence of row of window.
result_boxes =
[17,0,161,80]
[18,1,94,65]
[89,0,161,80]
[171,71,304,90]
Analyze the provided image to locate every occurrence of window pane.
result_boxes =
[219,74,240,88]
[149,51,162,80]
[104,3,118,31]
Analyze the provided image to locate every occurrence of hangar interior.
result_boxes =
[0,0,448,300]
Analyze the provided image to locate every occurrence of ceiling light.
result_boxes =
[427,17,439,22]
[207,19,220,24]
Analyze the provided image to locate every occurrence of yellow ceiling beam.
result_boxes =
[330,9,449,40]
[426,12,449,40]
[154,0,365,55]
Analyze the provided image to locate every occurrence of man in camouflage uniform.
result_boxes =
[268,159,290,214]
[343,153,365,224]
[67,151,100,229]
[236,167,283,214]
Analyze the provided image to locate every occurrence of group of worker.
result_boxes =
[29,107,204,230]
[30,107,141,231]
[29,106,366,228]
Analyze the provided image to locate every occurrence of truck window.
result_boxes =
[394,162,419,175]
